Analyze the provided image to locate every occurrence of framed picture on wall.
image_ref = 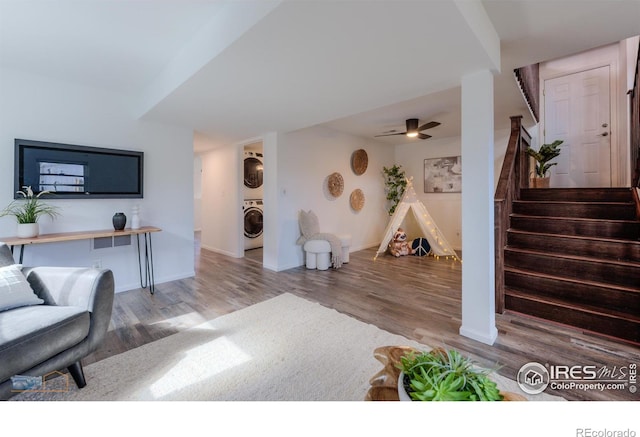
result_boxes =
[424,156,462,193]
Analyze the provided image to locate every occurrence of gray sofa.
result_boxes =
[0,242,114,400]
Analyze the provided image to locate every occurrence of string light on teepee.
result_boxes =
[374,177,461,262]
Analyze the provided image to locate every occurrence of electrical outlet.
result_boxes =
[91,260,102,269]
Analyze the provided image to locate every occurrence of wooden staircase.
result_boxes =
[503,187,640,344]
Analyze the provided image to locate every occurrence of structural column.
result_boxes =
[459,70,498,345]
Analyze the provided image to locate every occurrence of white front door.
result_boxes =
[544,65,611,187]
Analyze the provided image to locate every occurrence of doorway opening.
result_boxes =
[243,141,264,263]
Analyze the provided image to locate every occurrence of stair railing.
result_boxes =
[630,40,640,189]
[494,115,532,313]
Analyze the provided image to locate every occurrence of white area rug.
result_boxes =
[13,293,563,401]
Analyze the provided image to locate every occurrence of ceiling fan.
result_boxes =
[375,118,441,140]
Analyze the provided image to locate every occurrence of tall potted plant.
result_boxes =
[526,140,563,188]
[1,186,60,238]
[382,165,407,215]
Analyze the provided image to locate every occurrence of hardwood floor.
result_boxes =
[85,233,640,401]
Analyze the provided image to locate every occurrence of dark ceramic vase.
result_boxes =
[112,212,127,231]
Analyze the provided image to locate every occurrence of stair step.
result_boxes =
[501,187,640,344]
[504,247,640,288]
[506,230,640,262]
[505,290,640,344]
[510,214,640,239]
[512,200,636,220]
[504,267,640,314]
[520,187,634,202]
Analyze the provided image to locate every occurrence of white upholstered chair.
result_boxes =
[296,210,350,270]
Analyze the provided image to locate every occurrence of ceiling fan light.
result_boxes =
[405,118,419,137]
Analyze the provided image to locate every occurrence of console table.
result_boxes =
[1,226,161,294]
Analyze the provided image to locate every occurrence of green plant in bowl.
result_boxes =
[398,348,503,401]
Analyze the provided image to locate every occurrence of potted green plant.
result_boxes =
[397,347,505,401]
[1,186,60,238]
[526,140,563,188]
[382,164,407,215]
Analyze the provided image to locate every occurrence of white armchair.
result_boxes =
[296,210,351,270]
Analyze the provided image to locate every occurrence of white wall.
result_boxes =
[625,36,640,91]
[194,155,203,231]
[200,144,243,257]
[394,127,512,252]
[395,136,462,250]
[262,132,279,270]
[274,126,394,270]
[0,67,195,292]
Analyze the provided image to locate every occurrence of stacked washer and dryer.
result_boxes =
[243,149,264,250]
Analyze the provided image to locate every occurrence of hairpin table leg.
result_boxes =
[136,233,155,294]
[145,233,155,295]
[7,245,25,263]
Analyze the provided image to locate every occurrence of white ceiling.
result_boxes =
[0,0,638,153]
[0,1,227,93]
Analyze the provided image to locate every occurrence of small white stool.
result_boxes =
[303,240,331,270]
[337,234,351,263]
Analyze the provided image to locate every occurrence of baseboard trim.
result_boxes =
[459,325,498,346]
[200,244,242,258]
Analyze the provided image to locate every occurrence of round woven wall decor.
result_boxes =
[351,149,368,175]
[327,172,344,197]
[350,189,365,211]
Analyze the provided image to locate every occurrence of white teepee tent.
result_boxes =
[374,178,460,261]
